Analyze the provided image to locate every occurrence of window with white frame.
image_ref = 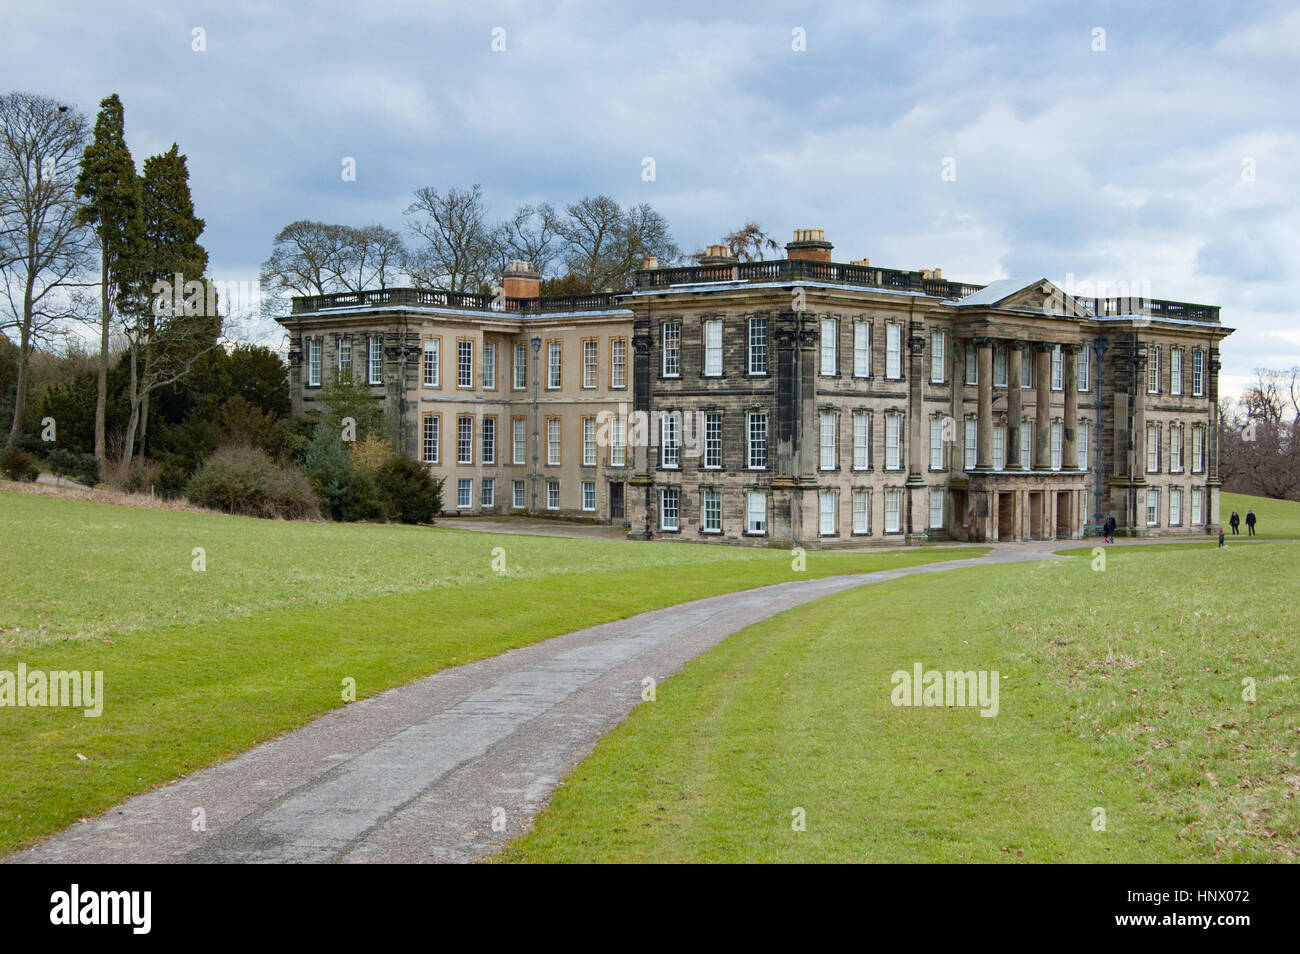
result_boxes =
[512,417,526,465]
[1050,421,1062,470]
[1192,425,1204,473]
[457,416,473,464]
[547,418,561,465]
[547,341,562,389]
[1077,344,1090,391]
[546,480,560,510]
[662,322,680,377]
[368,335,382,385]
[853,411,870,469]
[704,320,723,377]
[1148,346,1160,394]
[854,320,870,377]
[748,412,767,469]
[820,317,837,376]
[884,489,901,533]
[1170,422,1183,472]
[611,338,627,388]
[611,417,626,467]
[1020,422,1032,469]
[1171,347,1182,396]
[583,339,599,388]
[929,416,944,470]
[930,330,946,384]
[481,478,495,508]
[1191,487,1204,524]
[852,489,870,534]
[422,415,439,464]
[1170,487,1182,525]
[885,412,902,470]
[819,490,837,535]
[748,318,767,375]
[964,418,977,471]
[482,417,495,464]
[702,488,721,532]
[928,489,944,530]
[746,491,766,534]
[583,417,597,466]
[1051,345,1063,391]
[482,341,496,389]
[511,479,526,509]
[1078,420,1089,471]
[306,338,321,386]
[1146,488,1159,526]
[513,342,527,389]
[965,345,977,386]
[886,323,902,378]
[582,480,596,512]
[457,339,472,388]
[1193,349,1205,396]
[993,344,1007,388]
[704,412,722,468]
[993,425,1005,470]
[820,411,837,470]
[423,338,439,387]
[456,478,472,509]
[661,412,680,468]
[660,487,679,530]
[337,335,352,379]
[1020,350,1033,388]
[1146,422,1160,473]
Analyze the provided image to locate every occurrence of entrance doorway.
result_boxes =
[1055,491,1071,538]
[609,481,624,521]
[997,492,1015,541]
[1029,492,1044,540]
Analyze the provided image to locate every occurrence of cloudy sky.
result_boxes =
[3,0,1296,398]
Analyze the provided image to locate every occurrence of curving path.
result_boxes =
[7,541,1145,864]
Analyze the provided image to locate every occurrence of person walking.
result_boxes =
[1218,527,1226,548]
[1246,509,1256,537]
[1103,513,1116,544]
[1230,511,1240,535]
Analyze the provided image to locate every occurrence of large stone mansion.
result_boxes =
[280,229,1231,547]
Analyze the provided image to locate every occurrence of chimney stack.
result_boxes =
[786,228,833,262]
[503,260,540,299]
[641,255,659,270]
[699,244,738,265]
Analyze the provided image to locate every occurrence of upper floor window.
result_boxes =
[930,331,946,384]
[1077,344,1090,392]
[853,320,870,377]
[457,339,472,388]
[885,411,902,470]
[307,338,321,387]
[424,337,440,387]
[704,320,723,377]
[662,322,680,377]
[1170,347,1182,396]
[964,344,977,386]
[886,324,902,379]
[368,335,383,385]
[547,340,562,389]
[1148,346,1160,394]
[704,412,722,468]
[1020,350,1033,389]
[820,317,837,376]
[482,341,496,389]
[1193,349,1205,396]
[513,342,527,389]
[661,413,680,468]
[748,412,767,469]
[748,318,767,375]
[611,338,627,388]
[1051,345,1063,391]
[993,344,1007,388]
[819,411,837,470]
[583,339,599,389]
[337,335,352,379]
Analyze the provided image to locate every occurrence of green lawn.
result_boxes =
[0,490,981,856]
[499,541,1300,863]
[1221,492,1300,539]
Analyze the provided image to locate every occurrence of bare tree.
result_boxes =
[1221,369,1300,500]
[260,220,353,297]
[0,92,92,442]
[404,184,494,293]
[490,203,558,280]
[344,224,404,291]
[722,221,780,262]
[552,195,679,291]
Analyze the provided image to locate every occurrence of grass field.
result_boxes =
[0,489,980,855]
[499,539,1300,863]
[1221,492,1300,539]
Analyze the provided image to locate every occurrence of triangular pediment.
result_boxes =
[958,278,1092,318]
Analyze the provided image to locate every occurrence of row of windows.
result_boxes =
[422,414,629,468]
[304,335,383,387]
[1146,422,1208,474]
[422,337,629,392]
[656,487,928,535]
[1145,487,1206,527]
[453,477,600,512]
[1147,346,1207,397]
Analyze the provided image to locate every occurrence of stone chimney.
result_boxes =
[850,257,870,267]
[641,256,659,270]
[503,260,540,299]
[699,244,738,265]
[933,267,942,279]
[786,228,833,262]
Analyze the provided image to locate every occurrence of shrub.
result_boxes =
[303,427,384,522]
[47,448,100,487]
[0,444,38,481]
[185,445,318,519]
[375,454,442,524]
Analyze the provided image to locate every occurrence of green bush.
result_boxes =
[185,445,319,519]
[303,427,384,522]
[47,448,99,486]
[0,444,38,481]
[375,454,442,524]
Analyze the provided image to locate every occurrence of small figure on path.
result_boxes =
[1230,511,1240,535]
[1246,509,1256,537]
[1103,513,1116,544]
[1218,527,1225,548]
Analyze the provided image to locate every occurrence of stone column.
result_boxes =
[1034,343,1052,470]
[1063,343,1080,470]
[976,338,994,470]
[1006,343,1023,470]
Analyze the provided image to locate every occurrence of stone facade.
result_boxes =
[279,234,1232,546]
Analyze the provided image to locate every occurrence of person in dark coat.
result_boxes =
[1246,509,1256,536]
[1229,511,1240,535]
[1103,514,1116,544]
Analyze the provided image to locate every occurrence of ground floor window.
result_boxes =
[852,489,870,534]
[480,478,494,508]
[702,488,721,532]
[582,480,596,512]
[512,479,526,509]
[1191,487,1204,524]
[819,490,837,535]
[929,489,944,529]
[885,489,901,533]
[546,480,560,511]
[660,487,679,530]
[1050,421,1063,471]
[457,478,472,509]
[1146,488,1159,526]
[1169,487,1182,525]
[747,491,766,534]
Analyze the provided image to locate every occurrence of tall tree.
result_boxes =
[490,203,559,281]
[0,92,92,443]
[116,144,215,462]
[404,184,494,293]
[76,93,139,463]
[552,195,678,291]
[721,221,779,262]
